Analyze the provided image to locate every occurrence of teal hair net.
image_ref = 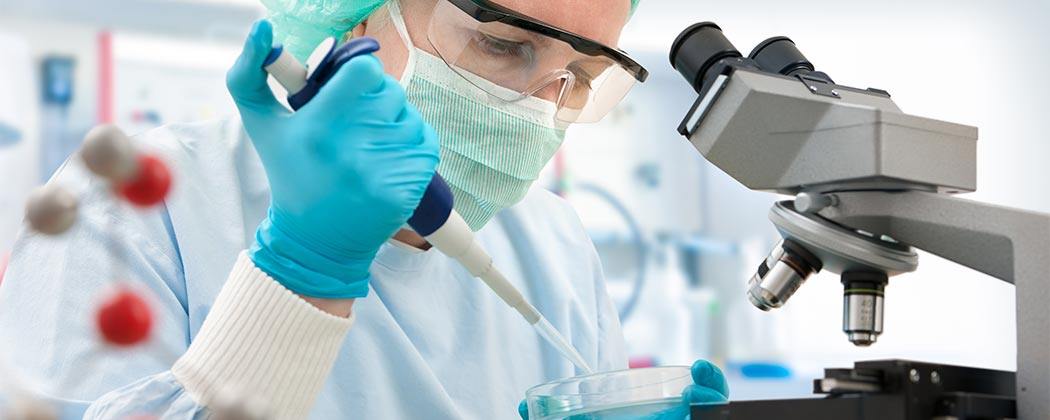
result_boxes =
[263,0,642,62]
[261,0,386,61]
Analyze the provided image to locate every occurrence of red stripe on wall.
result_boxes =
[97,30,113,124]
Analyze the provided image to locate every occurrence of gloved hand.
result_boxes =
[517,360,729,419]
[228,20,439,298]
[683,360,730,404]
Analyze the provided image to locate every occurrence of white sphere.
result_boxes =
[24,185,77,235]
[80,124,137,181]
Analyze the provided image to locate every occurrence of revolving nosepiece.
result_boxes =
[842,271,888,346]
[748,239,822,311]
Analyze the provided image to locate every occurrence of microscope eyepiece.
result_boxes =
[748,37,813,77]
[670,22,743,94]
[748,36,834,83]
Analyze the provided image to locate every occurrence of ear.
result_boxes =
[351,20,368,38]
[341,20,366,45]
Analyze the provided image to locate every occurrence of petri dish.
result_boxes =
[525,366,693,420]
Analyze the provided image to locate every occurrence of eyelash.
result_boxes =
[477,33,533,59]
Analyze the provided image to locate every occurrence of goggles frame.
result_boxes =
[445,0,649,83]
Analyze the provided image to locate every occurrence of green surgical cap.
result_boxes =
[262,0,386,61]
[263,0,642,62]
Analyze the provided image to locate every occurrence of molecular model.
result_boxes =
[25,124,168,348]
[8,126,269,420]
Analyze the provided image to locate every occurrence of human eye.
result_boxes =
[475,32,534,61]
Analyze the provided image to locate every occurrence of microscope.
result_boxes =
[669,22,1049,419]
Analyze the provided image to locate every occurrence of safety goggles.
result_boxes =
[427,0,649,123]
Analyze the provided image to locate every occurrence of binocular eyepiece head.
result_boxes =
[670,23,832,94]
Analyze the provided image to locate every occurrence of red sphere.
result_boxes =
[117,154,171,207]
[96,288,153,346]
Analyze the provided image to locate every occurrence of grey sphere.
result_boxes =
[25,185,78,235]
[80,124,137,181]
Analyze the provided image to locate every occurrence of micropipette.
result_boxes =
[263,37,593,375]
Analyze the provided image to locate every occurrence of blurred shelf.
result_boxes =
[0,0,263,42]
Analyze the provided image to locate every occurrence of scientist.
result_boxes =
[0,0,729,418]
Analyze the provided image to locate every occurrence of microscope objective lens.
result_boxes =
[841,272,888,346]
[747,239,822,311]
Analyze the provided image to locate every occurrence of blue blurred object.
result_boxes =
[39,55,76,180]
[41,57,74,106]
[737,362,793,379]
[0,122,21,146]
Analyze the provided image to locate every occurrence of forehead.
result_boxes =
[489,0,631,46]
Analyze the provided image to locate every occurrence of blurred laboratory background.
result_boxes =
[2,0,1048,401]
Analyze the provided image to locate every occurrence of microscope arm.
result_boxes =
[817,190,1050,418]
[818,190,1050,284]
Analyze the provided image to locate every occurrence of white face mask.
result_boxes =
[387,1,567,231]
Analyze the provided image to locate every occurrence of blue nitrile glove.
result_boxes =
[675,360,730,417]
[228,20,439,298]
[517,360,729,420]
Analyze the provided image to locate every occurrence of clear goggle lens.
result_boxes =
[427,0,639,123]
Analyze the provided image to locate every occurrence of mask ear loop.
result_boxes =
[386,0,417,88]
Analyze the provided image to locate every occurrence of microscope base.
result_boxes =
[692,360,1016,420]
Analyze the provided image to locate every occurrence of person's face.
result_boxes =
[358,0,632,102]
